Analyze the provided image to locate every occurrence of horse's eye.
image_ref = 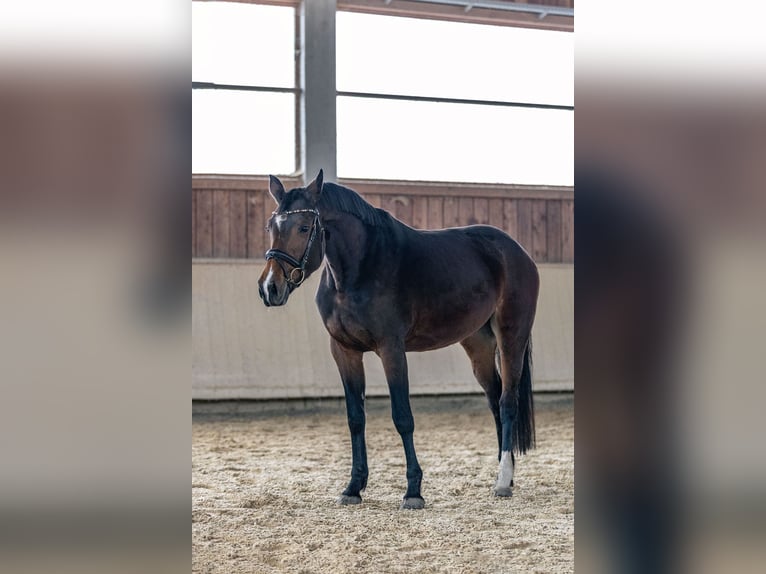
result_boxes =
[299,225,310,233]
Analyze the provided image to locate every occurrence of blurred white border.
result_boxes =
[577,0,766,87]
[0,0,187,62]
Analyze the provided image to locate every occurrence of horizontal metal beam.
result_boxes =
[338,90,573,111]
[338,0,572,31]
[192,83,573,111]
[410,0,573,18]
[194,0,574,19]
[191,174,574,200]
[192,82,297,94]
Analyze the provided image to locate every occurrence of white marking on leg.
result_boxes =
[495,450,514,489]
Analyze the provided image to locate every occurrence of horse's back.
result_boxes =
[411,223,540,315]
[389,223,538,350]
[460,225,540,313]
[409,224,537,282]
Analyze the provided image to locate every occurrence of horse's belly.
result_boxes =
[404,296,496,351]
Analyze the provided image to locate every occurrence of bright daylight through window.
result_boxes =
[192,2,573,185]
[336,12,573,185]
[192,2,296,175]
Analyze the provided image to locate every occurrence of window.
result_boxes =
[192,90,295,175]
[192,3,573,184]
[336,12,573,184]
[337,97,572,184]
[192,2,296,174]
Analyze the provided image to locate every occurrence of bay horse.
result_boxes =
[258,170,539,509]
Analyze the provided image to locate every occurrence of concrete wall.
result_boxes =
[193,261,573,399]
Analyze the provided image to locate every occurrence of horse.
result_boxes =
[258,170,539,510]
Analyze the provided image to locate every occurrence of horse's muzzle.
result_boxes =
[258,277,289,307]
[258,282,269,307]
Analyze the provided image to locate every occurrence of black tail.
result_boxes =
[513,340,535,455]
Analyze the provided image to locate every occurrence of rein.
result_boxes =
[265,208,324,287]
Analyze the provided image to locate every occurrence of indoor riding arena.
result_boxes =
[193,394,572,574]
[193,1,573,572]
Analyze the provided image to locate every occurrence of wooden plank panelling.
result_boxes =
[192,178,573,263]
[503,198,518,241]
[246,191,266,258]
[212,190,230,258]
[412,196,427,230]
[562,199,574,263]
[517,199,533,254]
[230,191,248,258]
[458,197,474,226]
[195,190,213,258]
[191,191,197,257]
[192,175,302,191]
[194,176,572,200]
[474,198,489,225]
[531,199,548,262]
[488,198,503,230]
[427,196,443,229]
[363,193,381,208]
[443,196,460,228]
[394,196,413,226]
[381,195,397,220]
[546,199,562,263]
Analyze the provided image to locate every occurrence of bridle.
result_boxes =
[265,208,324,287]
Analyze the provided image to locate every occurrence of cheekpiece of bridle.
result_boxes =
[264,208,323,288]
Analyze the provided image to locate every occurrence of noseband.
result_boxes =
[265,208,324,287]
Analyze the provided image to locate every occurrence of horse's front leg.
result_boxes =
[378,343,425,510]
[330,339,368,505]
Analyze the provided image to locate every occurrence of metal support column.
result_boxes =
[299,0,337,184]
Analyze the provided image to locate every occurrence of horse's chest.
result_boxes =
[319,296,375,351]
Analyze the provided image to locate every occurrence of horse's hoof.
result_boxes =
[337,494,362,505]
[494,486,513,497]
[400,497,425,510]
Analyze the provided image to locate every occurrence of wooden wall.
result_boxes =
[192,176,573,264]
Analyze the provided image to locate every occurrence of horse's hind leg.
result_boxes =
[492,282,538,497]
[460,322,503,461]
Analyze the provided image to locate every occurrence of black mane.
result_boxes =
[317,183,389,227]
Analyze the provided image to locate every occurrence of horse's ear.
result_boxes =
[305,169,323,204]
[268,175,285,204]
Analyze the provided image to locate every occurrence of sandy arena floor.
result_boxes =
[192,394,573,573]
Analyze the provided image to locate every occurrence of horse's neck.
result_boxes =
[323,214,380,292]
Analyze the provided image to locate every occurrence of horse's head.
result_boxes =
[258,170,325,307]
